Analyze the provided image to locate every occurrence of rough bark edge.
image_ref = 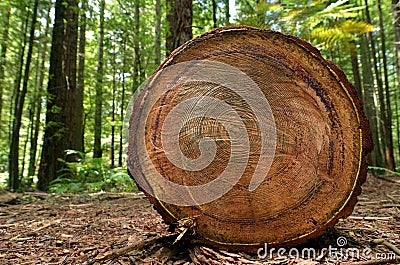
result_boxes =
[130,26,374,252]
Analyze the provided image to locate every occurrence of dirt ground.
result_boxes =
[0,174,399,265]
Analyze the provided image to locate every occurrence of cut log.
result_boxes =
[127,26,373,252]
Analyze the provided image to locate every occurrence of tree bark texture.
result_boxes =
[93,0,105,159]
[38,0,79,190]
[166,0,193,55]
[9,0,39,191]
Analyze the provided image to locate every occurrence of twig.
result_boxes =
[33,219,61,232]
[382,204,400,208]
[348,216,392,221]
[373,239,400,256]
[368,166,400,176]
[94,234,176,262]
[335,226,375,231]
[0,223,16,228]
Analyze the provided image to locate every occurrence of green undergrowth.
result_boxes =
[49,150,138,193]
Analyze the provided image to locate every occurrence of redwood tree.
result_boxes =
[93,0,105,159]
[9,0,39,191]
[166,0,193,54]
[37,0,79,190]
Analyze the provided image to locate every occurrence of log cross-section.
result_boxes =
[127,26,373,252]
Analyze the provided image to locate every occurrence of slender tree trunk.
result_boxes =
[38,0,79,191]
[73,1,87,158]
[28,7,51,183]
[166,0,193,55]
[212,0,217,28]
[94,0,105,159]
[360,35,382,166]
[0,7,11,128]
[392,0,400,162]
[27,53,40,186]
[133,0,141,88]
[378,0,395,168]
[224,0,230,25]
[118,38,127,167]
[9,8,30,150]
[350,47,362,98]
[155,0,161,65]
[20,115,31,180]
[77,4,86,154]
[9,0,39,191]
[364,0,393,169]
[111,36,116,168]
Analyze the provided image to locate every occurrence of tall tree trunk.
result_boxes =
[360,35,382,166]
[73,1,87,157]
[0,7,11,129]
[212,0,217,28]
[350,48,362,98]
[364,0,393,169]
[9,8,30,152]
[118,38,127,167]
[378,0,395,168]
[20,115,31,180]
[111,36,116,168]
[392,0,400,161]
[28,7,51,183]
[9,0,39,191]
[77,4,86,154]
[166,0,193,55]
[155,0,161,65]
[38,0,79,191]
[93,0,105,159]
[224,0,230,25]
[133,0,141,88]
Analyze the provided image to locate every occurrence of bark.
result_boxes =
[93,0,105,159]
[224,0,230,25]
[166,0,193,55]
[360,35,382,166]
[133,0,141,88]
[9,0,39,191]
[73,1,87,157]
[111,37,116,168]
[38,0,79,191]
[155,0,161,65]
[378,0,395,168]
[392,0,400,159]
[0,7,11,128]
[28,7,51,182]
[364,0,393,169]
[212,0,217,28]
[9,8,29,147]
[350,49,362,99]
[118,38,127,167]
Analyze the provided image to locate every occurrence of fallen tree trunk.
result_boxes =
[127,26,373,252]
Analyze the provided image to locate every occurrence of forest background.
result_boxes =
[0,0,399,192]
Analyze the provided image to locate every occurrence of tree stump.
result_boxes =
[127,26,373,252]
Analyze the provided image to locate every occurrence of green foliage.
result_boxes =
[311,20,373,53]
[48,150,137,193]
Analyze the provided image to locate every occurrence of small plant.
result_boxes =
[49,150,137,193]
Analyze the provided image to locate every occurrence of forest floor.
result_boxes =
[0,174,399,265]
